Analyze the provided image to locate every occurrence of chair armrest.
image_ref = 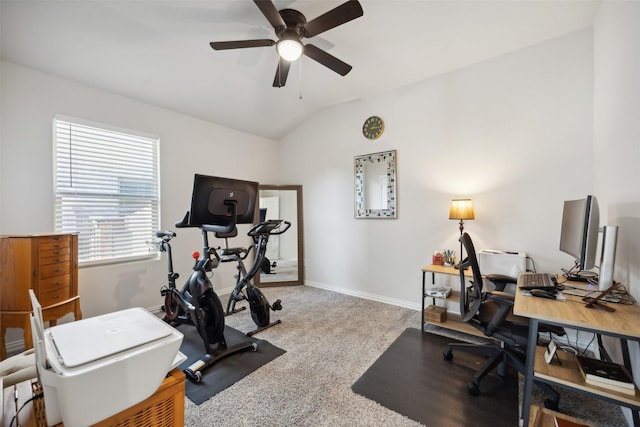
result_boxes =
[482,291,517,336]
[486,290,515,306]
[486,274,517,292]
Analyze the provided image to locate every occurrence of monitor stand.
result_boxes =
[582,283,620,312]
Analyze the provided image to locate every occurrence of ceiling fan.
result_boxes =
[210,0,364,87]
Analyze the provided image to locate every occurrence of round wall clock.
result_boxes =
[362,116,384,140]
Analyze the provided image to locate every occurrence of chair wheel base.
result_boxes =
[543,398,559,411]
[467,382,480,396]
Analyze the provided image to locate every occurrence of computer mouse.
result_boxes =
[531,289,557,300]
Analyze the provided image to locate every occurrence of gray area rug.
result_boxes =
[176,324,285,405]
[183,285,626,426]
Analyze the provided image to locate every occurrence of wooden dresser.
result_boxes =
[0,233,82,360]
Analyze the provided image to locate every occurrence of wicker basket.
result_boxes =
[34,369,185,427]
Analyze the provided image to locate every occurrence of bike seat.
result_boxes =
[220,247,244,256]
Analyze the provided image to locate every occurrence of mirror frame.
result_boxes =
[354,150,397,218]
[255,185,304,287]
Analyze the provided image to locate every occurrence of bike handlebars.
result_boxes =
[174,211,236,234]
[155,230,176,241]
[247,220,291,237]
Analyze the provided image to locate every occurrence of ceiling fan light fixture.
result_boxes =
[277,38,303,61]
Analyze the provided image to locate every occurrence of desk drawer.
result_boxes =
[39,287,71,306]
[40,263,70,280]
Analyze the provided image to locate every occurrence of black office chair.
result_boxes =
[443,232,562,408]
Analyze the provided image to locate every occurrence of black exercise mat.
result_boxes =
[352,328,518,427]
[177,324,285,405]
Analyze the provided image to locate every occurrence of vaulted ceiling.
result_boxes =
[1,1,600,140]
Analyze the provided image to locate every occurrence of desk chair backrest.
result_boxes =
[458,232,484,322]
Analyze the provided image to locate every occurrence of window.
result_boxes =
[54,116,160,265]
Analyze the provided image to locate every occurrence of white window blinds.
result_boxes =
[54,117,160,265]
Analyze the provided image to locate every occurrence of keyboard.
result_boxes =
[518,273,557,290]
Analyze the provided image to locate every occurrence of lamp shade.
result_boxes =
[449,199,475,220]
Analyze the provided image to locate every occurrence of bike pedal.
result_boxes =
[271,299,282,311]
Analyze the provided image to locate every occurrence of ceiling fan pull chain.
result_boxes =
[210,1,363,88]
[299,59,303,100]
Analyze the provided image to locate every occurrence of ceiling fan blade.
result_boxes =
[302,0,364,38]
[210,39,275,50]
[303,44,352,76]
[273,58,291,87]
[253,0,286,30]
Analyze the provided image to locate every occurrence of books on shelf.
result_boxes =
[425,286,451,298]
[576,355,636,395]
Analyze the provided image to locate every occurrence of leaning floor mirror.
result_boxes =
[255,185,304,287]
[355,150,397,218]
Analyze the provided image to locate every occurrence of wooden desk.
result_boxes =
[514,288,640,427]
[420,265,486,338]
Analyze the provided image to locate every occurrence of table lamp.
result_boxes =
[449,199,474,268]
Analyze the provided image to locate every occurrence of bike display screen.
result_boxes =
[188,174,259,226]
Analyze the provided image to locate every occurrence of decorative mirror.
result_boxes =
[355,150,397,218]
[255,185,304,287]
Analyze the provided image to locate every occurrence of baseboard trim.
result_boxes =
[304,280,421,311]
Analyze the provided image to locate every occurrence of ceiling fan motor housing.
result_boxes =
[277,9,306,39]
[210,0,364,87]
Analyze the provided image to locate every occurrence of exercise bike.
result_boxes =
[156,207,256,383]
[217,219,291,336]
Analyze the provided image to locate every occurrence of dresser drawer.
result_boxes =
[39,236,71,252]
[39,287,71,306]
[39,275,70,294]
[40,251,71,267]
[40,263,70,280]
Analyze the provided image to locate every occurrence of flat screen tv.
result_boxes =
[188,174,258,227]
[559,195,599,272]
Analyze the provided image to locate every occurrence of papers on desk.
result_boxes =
[425,286,451,298]
[562,288,593,297]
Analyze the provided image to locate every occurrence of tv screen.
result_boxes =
[188,174,258,227]
[559,195,599,271]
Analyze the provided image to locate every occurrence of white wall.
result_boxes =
[0,62,280,342]
[593,3,640,424]
[280,29,594,308]
[593,1,640,302]
[2,5,638,365]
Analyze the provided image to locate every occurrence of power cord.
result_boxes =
[9,392,44,427]
[541,330,596,357]
[600,282,636,305]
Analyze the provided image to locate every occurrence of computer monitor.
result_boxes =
[559,195,600,273]
[188,174,258,227]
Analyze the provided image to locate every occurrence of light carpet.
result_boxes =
[184,285,626,426]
